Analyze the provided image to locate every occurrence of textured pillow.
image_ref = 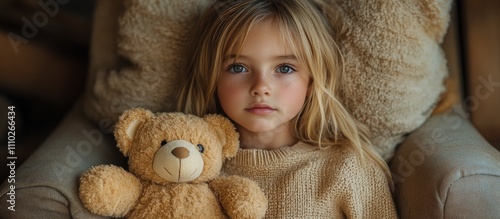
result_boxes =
[332,0,452,160]
[84,0,452,160]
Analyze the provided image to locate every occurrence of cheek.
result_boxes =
[280,79,309,113]
[217,77,243,111]
[287,87,308,113]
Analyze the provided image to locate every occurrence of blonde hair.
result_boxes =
[177,0,393,190]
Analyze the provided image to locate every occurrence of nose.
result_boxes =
[171,147,189,159]
[250,73,271,96]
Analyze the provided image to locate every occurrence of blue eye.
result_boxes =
[277,65,295,74]
[228,64,247,73]
[197,144,205,153]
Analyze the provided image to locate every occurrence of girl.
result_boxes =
[177,0,398,218]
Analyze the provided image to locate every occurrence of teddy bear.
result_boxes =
[78,108,268,219]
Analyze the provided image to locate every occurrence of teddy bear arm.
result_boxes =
[79,165,142,218]
[210,175,268,219]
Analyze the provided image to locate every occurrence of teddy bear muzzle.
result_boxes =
[152,140,204,182]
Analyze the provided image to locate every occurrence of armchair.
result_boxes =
[1,0,499,218]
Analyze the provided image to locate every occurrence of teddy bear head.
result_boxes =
[113,108,239,184]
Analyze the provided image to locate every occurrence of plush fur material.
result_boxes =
[84,0,452,160]
[79,109,267,218]
[332,0,453,160]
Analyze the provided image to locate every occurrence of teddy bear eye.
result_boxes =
[161,140,167,146]
[197,144,205,153]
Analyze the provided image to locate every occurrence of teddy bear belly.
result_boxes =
[127,183,226,219]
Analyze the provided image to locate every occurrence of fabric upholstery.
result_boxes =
[390,107,500,218]
[0,103,125,219]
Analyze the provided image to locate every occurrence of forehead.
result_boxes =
[224,19,299,58]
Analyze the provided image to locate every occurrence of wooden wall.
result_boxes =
[461,0,500,149]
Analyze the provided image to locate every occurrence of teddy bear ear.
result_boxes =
[204,114,239,160]
[114,108,154,156]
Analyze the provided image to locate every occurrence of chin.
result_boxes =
[237,123,274,134]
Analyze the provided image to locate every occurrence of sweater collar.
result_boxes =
[226,142,318,166]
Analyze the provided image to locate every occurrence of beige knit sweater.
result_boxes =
[222,142,398,218]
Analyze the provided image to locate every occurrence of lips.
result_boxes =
[245,103,276,115]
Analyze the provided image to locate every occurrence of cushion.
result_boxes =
[332,0,452,160]
[84,0,452,161]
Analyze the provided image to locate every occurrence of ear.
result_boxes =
[204,114,239,160]
[114,108,154,156]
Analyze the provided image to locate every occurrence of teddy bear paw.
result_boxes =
[79,165,142,217]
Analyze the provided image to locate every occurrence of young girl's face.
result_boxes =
[217,21,310,149]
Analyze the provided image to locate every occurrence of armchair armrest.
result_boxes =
[0,101,125,218]
[390,108,500,219]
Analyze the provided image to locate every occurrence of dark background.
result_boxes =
[0,0,95,182]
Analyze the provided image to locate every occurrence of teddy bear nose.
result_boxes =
[171,147,190,159]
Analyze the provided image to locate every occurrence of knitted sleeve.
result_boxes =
[338,155,398,218]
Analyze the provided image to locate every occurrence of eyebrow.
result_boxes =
[224,54,298,61]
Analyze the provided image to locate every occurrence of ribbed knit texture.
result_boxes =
[223,142,398,218]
